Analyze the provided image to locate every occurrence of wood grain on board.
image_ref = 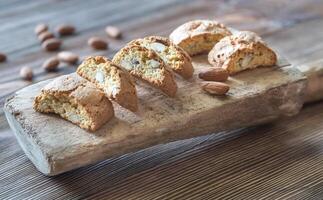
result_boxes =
[1,0,323,199]
[4,57,306,176]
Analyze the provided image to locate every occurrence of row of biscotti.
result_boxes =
[33,20,278,132]
[170,19,277,75]
[77,36,194,110]
[34,36,193,131]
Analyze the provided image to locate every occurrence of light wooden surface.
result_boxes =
[1,0,323,199]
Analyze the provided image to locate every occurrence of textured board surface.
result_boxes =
[4,56,306,175]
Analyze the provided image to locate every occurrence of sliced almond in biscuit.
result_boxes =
[208,31,277,75]
[130,36,194,79]
[113,44,177,97]
[77,56,138,112]
[33,74,114,131]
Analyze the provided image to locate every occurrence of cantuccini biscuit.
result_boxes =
[33,74,114,131]
[130,36,194,79]
[169,20,232,56]
[113,44,177,97]
[208,31,277,74]
[77,56,138,112]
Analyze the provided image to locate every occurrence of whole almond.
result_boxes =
[35,23,48,35]
[20,66,33,81]
[198,68,229,82]
[105,26,122,39]
[56,24,75,36]
[57,51,79,64]
[42,38,62,51]
[88,37,108,50]
[201,81,230,95]
[42,57,60,72]
[38,31,55,43]
[0,53,7,62]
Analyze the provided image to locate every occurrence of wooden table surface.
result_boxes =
[1,0,323,199]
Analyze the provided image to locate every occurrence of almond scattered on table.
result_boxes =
[105,26,122,39]
[42,57,60,72]
[0,53,7,62]
[42,38,62,51]
[56,24,76,36]
[198,68,229,82]
[57,51,79,64]
[20,66,33,80]
[88,37,108,50]
[201,81,230,95]
[38,31,55,43]
[34,23,48,35]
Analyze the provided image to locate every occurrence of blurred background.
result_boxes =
[2,0,323,199]
[1,0,323,99]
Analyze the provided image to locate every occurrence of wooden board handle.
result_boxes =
[298,59,323,103]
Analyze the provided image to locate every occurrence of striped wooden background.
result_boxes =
[1,0,323,199]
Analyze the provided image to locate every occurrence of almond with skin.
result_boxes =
[56,24,75,36]
[34,23,48,35]
[42,38,62,51]
[105,26,122,38]
[42,57,60,72]
[38,31,55,43]
[201,81,230,95]
[20,66,33,81]
[198,68,229,82]
[88,37,108,50]
[0,53,7,62]
[57,51,79,64]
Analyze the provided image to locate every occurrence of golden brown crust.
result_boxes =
[113,44,177,97]
[169,20,232,56]
[129,36,194,79]
[33,74,114,131]
[77,56,138,112]
[208,31,277,74]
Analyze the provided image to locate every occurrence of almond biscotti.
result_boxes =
[169,20,232,56]
[208,31,277,75]
[33,74,114,131]
[113,44,178,97]
[130,36,194,79]
[77,56,138,112]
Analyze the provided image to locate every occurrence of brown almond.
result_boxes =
[35,23,48,35]
[88,37,108,50]
[20,66,33,81]
[42,57,60,72]
[201,81,230,95]
[0,53,7,62]
[57,51,79,64]
[38,31,55,43]
[105,26,122,39]
[42,38,62,51]
[198,68,229,82]
[56,24,75,36]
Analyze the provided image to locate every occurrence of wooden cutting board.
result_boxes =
[3,55,306,176]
